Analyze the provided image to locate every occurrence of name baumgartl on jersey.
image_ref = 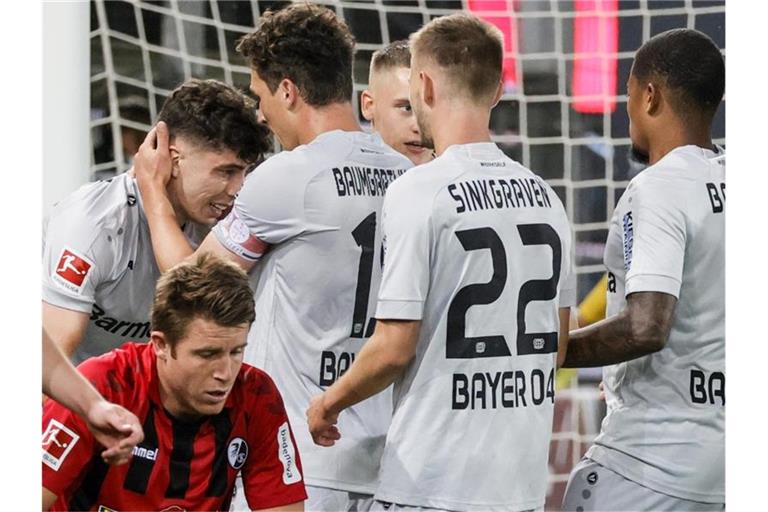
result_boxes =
[332,166,408,197]
[447,176,553,214]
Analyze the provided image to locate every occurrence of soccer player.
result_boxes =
[43,329,143,465]
[133,4,412,510]
[43,79,270,364]
[361,40,432,165]
[307,13,575,511]
[42,254,306,511]
[560,28,725,511]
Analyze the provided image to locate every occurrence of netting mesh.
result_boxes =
[88,2,724,507]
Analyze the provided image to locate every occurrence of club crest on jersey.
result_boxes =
[622,211,633,271]
[227,437,248,470]
[42,419,80,471]
[53,248,93,295]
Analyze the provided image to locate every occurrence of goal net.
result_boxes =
[88,1,725,507]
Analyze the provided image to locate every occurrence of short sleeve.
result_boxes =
[624,178,686,298]
[241,373,307,509]
[212,157,307,261]
[374,182,432,320]
[42,399,97,496]
[42,209,114,313]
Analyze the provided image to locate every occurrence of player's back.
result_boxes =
[375,143,574,511]
[232,130,411,492]
[593,145,725,503]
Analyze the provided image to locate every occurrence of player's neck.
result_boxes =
[648,120,713,165]
[296,102,362,146]
[165,182,189,228]
[431,107,493,156]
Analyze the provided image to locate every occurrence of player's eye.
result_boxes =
[401,104,412,113]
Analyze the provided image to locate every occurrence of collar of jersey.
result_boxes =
[669,144,724,160]
[443,142,504,160]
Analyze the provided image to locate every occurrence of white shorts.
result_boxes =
[229,476,372,511]
[370,500,543,512]
[562,458,725,512]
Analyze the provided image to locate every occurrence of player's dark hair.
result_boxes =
[157,79,271,164]
[236,3,356,106]
[151,253,255,354]
[410,13,502,103]
[369,40,411,82]
[632,28,724,119]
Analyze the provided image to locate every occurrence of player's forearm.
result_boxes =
[324,337,406,414]
[43,330,104,417]
[141,186,193,272]
[562,292,675,368]
[324,320,419,414]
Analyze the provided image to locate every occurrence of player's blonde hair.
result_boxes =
[410,13,503,103]
[151,253,255,354]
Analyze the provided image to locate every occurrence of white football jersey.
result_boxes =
[373,143,576,511]
[42,174,205,363]
[212,130,412,493]
[588,145,725,503]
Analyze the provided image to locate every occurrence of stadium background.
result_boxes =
[59,0,725,509]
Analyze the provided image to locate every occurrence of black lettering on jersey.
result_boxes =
[68,455,109,511]
[319,351,356,386]
[452,369,555,410]
[690,369,725,406]
[332,168,346,196]
[706,182,725,213]
[607,272,616,293]
[165,418,203,499]
[448,184,466,213]
[90,304,151,339]
[124,405,159,494]
[206,410,234,497]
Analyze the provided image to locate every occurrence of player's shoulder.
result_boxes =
[76,342,152,401]
[635,145,721,188]
[232,363,283,404]
[47,173,138,231]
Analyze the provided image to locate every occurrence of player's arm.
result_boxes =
[307,319,420,446]
[562,291,676,368]
[253,502,304,512]
[42,302,89,358]
[557,307,571,369]
[42,487,57,511]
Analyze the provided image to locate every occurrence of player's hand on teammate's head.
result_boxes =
[134,121,173,191]
[85,400,144,465]
[306,394,341,447]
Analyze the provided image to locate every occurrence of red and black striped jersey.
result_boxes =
[42,342,307,511]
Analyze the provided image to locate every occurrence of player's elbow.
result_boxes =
[629,316,668,354]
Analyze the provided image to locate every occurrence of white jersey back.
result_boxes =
[42,174,204,363]
[212,130,412,493]
[588,145,725,503]
[374,143,576,511]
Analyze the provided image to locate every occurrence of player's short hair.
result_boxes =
[236,3,356,106]
[151,253,255,354]
[632,28,724,119]
[157,79,270,164]
[410,13,503,102]
[369,40,411,83]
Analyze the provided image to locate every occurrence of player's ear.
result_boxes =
[360,89,375,122]
[151,331,170,361]
[169,145,181,178]
[490,80,504,108]
[645,81,661,116]
[421,70,435,108]
[279,79,298,110]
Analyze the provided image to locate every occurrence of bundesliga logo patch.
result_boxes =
[42,419,80,471]
[53,248,93,294]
